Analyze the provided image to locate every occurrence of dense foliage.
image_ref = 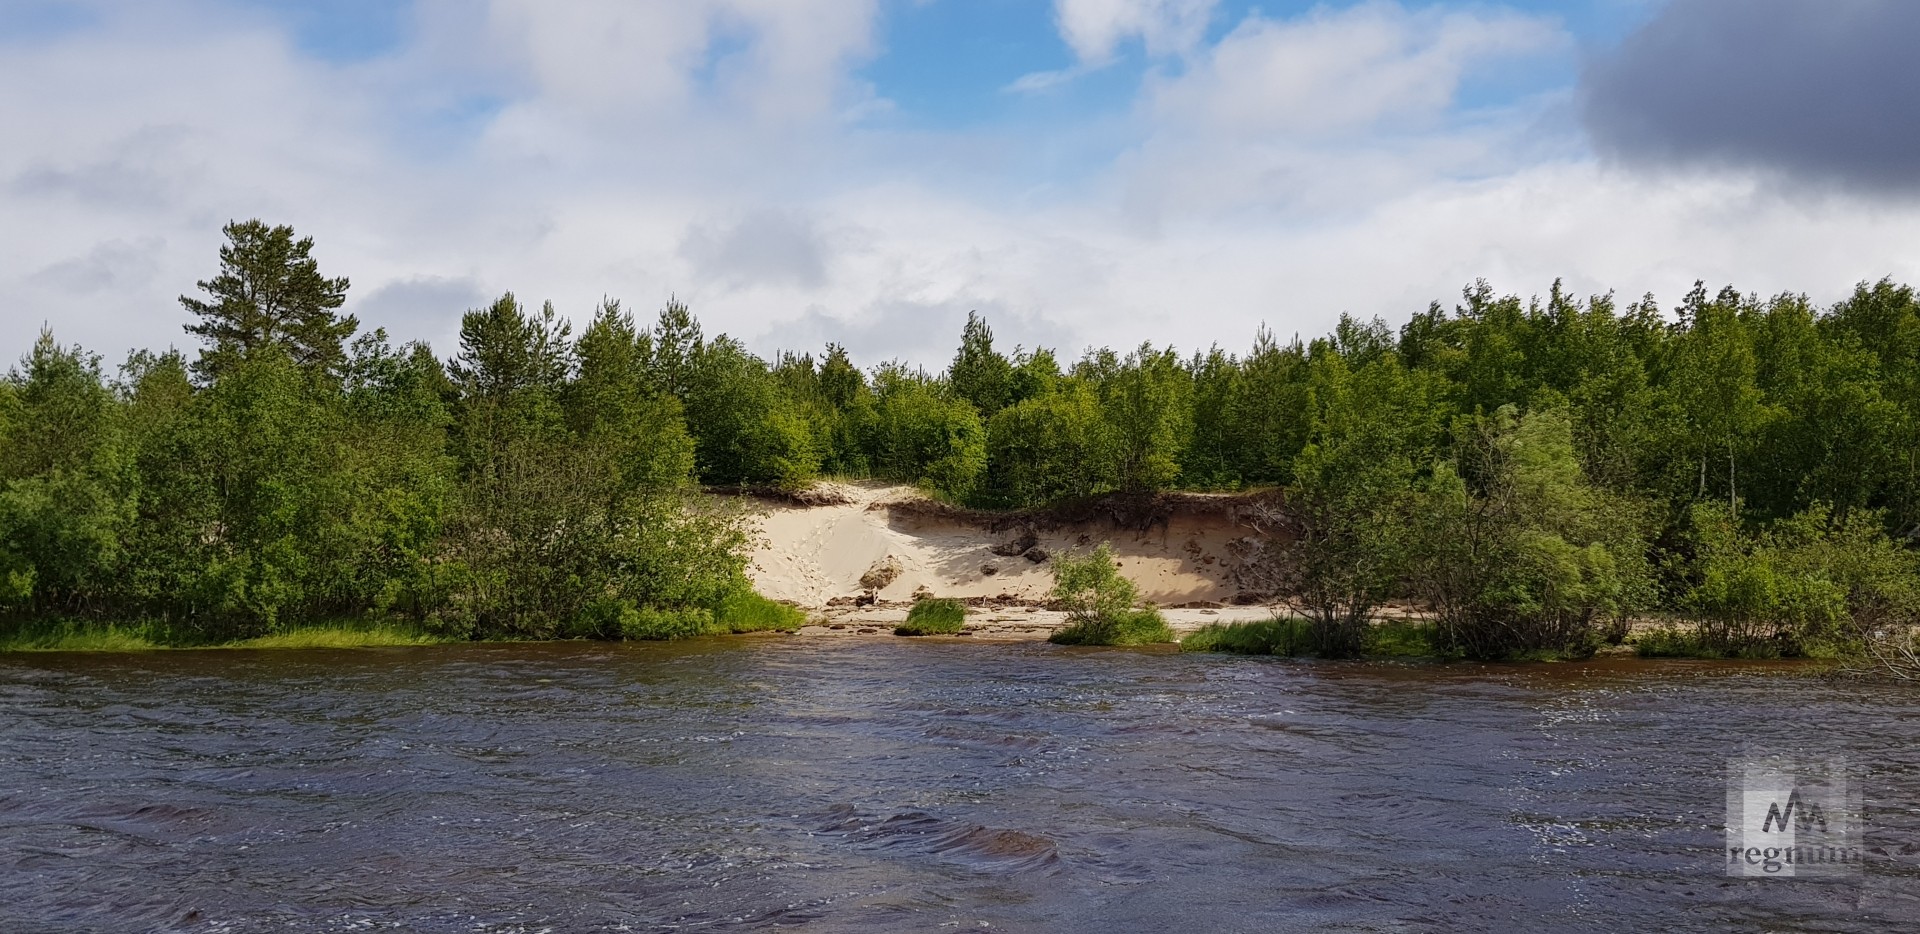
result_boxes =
[5,220,1919,659]
[0,223,761,642]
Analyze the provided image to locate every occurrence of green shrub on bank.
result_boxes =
[1044,544,1175,645]
[1368,619,1444,657]
[1051,607,1175,646]
[615,606,716,640]
[897,597,967,636]
[565,585,805,642]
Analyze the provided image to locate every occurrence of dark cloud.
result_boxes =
[679,209,829,291]
[351,275,490,349]
[1582,0,1920,190]
[28,238,164,293]
[11,127,195,209]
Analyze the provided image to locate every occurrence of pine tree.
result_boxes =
[181,220,355,380]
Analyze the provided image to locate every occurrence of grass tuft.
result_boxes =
[710,590,807,634]
[896,597,967,636]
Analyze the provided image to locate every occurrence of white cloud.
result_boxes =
[1056,0,1218,64]
[4,0,1920,378]
[1149,1,1562,138]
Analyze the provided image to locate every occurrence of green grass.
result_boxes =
[1050,607,1176,646]
[710,590,808,634]
[1180,616,1447,658]
[0,619,449,653]
[0,591,808,652]
[229,624,446,649]
[896,597,968,636]
[0,620,167,652]
[1367,619,1444,657]
[1180,617,1311,655]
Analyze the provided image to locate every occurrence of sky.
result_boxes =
[4,0,1920,369]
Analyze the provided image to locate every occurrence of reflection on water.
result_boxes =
[2,640,1918,932]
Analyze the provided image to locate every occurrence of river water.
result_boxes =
[3,639,1918,933]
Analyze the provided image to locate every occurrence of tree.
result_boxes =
[1181,346,1246,489]
[0,332,133,611]
[982,380,1114,508]
[682,337,820,490]
[949,311,1014,417]
[1408,405,1653,659]
[1253,353,1431,657]
[868,368,987,498]
[1663,283,1771,509]
[1093,343,1192,494]
[181,220,355,379]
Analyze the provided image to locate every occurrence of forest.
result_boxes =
[2,220,1918,661]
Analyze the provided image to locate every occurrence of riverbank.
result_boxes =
[0,620,453,653]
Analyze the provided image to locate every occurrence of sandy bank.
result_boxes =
[741,481,1290,638]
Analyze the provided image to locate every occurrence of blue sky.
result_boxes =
[3,0,1916,367]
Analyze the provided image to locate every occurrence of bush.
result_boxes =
[1049,543,1136,621]
[1045,545,1174,645]
[1668,503,1914,659]
[1051,607,1174,646]
[1407,406,1653,661]
[896,597,968,636]
[577,586,802,641]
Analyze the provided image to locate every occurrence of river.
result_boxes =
[2,639,1917,932]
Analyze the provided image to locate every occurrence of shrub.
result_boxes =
[1632,626,1729,659]
[896,597,967,636]
[1046,545,1175,645]
[1052,607,1174,646]
[1407,406,1653,661]
[1669,503,1912,658]
[1048,543,1136,623]
[580,586,802,641]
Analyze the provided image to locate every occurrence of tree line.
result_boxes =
[2,220,1917,656]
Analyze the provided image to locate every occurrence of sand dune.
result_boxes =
[743,482,1282,637]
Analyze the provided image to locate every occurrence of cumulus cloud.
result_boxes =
[479,0,878,123]
[6,0,1920,375]
[1583,0,1920,192]
[1150,2,1562,138]
[1107,2,1566,226]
